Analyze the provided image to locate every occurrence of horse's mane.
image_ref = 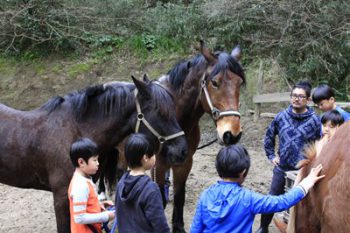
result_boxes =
[167,54,207,91]
[167,60,192,90]
[39,96,65,113]
[38,81,173,121]
[147,81,174,118]
[296,143,317,169]
[167,52,245,92]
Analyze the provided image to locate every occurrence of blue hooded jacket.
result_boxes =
[190,181,305,233]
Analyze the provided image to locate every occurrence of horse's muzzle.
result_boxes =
[222,131,242,145]
[166,147,188,165]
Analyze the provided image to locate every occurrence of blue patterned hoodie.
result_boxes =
[264,105,321,170]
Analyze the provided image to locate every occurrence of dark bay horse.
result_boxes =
[0,76,187,233]
[155,41,245,233]
[275,121,350,233]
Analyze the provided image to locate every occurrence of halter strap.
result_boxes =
[134,90,185,145]
[201,73,241,121]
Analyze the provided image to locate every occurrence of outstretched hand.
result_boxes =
[307,164,325,183]
[299,164,325,194]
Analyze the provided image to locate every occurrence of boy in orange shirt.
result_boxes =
[68,138,114,233]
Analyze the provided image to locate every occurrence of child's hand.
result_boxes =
[299,164,325,194]
[101,200,114,211]
[107,211,115,221]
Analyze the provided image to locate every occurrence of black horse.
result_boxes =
[0,75,187,233]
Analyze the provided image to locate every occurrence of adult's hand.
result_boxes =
[271,157,280,166]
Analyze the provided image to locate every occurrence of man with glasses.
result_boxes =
[255,81,322,233]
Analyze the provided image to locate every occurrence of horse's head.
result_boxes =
[199,41,245,145]
[132,75,188,165]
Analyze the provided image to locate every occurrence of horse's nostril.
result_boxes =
[223,131,242,145]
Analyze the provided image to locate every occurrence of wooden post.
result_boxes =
[254,60,264,122]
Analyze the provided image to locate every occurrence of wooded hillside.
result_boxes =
[1,0,349,99]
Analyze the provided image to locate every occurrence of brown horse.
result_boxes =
[155,41,245,233]
[0,76,187,233]
[101,41,245,232]
[282,121,350,233]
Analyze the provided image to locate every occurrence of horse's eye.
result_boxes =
[211,80,219,89]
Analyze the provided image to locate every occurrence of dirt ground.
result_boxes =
[0,114,282,233]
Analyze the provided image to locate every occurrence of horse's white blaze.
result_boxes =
[216,118,241,141]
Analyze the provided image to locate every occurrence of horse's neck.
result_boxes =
[160,74,204,130]
[0,103,26,116]
[73,95,136,147]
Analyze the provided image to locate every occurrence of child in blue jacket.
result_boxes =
[190,144,324,233]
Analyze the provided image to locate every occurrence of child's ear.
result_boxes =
[78,158,85,166]
[142,154,148,162]
[330,97,335,103]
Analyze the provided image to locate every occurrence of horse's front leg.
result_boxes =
[52,186,71,233]
[153,156,170,208]
[50,166,74,233]
[172,157,193,233]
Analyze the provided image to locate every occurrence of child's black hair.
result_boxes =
[312,84,335,104]
[215,144,250,179]
[70,138,98,167]
[291,80,312,98]
[125,133,155,169]
[321,110,344,126]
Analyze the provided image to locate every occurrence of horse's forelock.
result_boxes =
[210,52,245,84]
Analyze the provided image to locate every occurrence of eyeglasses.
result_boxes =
[290,94,307,100]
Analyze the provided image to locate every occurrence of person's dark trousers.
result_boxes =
[256,166,286,233]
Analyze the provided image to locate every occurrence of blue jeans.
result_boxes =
[164,170,171,202]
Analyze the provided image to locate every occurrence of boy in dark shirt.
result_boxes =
[312,84,350,121]
[115,133,170,233]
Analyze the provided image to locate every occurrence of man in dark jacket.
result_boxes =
[115,134,170,233]
[256,81,322,233]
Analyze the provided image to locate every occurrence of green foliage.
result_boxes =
[0,56,16,75]
[67,63,91,78]
[0,0,349,99]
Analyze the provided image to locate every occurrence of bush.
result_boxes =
[0,0,348,99]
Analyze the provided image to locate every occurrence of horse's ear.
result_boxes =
[132,75,151,99]
[199,40,216,64]
[143,74,150,83]
[231,45,242,61]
